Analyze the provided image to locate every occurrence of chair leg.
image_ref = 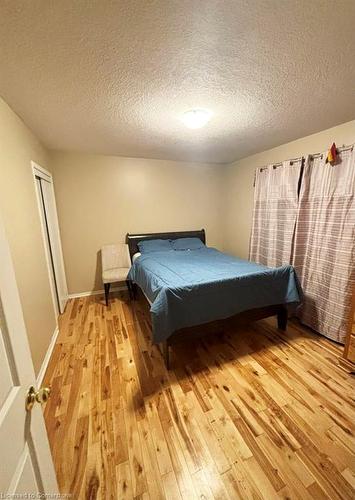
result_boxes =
[126,279,132,300]
[104,283,111,306]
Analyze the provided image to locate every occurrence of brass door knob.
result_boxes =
[26,385,51,411]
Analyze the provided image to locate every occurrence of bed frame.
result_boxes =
[126,229,288,369]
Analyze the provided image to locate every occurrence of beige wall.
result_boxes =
[1,91,353,376]
[0,97,57,375]
[223,120,355,259]
[50,151,224,294]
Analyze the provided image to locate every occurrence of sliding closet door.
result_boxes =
[39,178,68,313]
[33,164,68,315]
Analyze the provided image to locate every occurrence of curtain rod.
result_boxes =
[309,143,354,160]
[259,156,304,171]
[258,143,354,171]
[336,143,353,152]
[271,156,303,168]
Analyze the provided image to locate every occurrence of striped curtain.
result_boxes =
[292,148,355,343]
[249,159,303,267]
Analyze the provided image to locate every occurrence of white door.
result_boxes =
[33,162,68,315]
[0,216,58,495]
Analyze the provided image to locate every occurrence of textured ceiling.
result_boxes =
[0,1,355,164]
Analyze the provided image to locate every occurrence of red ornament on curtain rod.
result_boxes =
[326,142,338,165]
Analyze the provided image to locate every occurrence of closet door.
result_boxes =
[33,164,68,315]
[39,178,68,313]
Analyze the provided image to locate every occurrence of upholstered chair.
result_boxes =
[101,244,132,305]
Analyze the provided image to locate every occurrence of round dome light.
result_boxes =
[181,109,212,129]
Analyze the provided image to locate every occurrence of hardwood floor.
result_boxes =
[43,292,355,499]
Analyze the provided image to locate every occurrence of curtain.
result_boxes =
[249,159,303,267]
[292,148,355,343]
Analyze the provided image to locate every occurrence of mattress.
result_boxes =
[128,247,301,343]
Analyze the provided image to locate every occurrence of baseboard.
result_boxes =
[36,325,59,386]
[68,284,127,299]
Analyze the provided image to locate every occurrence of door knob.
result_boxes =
[26,385,51,411]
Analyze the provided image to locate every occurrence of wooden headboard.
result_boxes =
[126,229,206,261]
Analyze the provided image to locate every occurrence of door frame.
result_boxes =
[31,162,68,317]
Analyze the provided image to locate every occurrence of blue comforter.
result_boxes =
[128,247,301,344]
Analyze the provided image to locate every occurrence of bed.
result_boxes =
[126,229,301,368]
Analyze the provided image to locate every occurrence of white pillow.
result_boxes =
[132,252,141,263]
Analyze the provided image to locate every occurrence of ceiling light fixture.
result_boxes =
[181,109,212,129]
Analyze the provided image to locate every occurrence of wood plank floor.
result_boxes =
[43,292,355,499]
